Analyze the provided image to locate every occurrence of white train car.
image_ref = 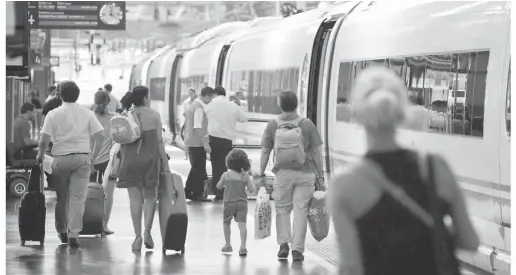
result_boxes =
[325,1,511,273]
[143,19,282,142]
[224,1,362,174]
[223,1,511,274]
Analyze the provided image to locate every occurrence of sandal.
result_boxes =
[239,248,248,256]
[221,244,233,253]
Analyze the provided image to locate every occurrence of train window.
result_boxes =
[506,63,511,137]
[335,51,489,138]
[228,68,299,115]
[335,62,353,122]
[149,77,166,101]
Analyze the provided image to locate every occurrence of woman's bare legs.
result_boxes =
[103,179,116,234]
[143,186,158,249]
[127,187,143,251]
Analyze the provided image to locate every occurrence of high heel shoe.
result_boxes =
[132,236,142,251]
[144,231,154,249]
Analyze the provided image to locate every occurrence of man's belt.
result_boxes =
[55,152,89,157]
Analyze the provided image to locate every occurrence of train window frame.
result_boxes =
[334,50,490,138]
[506,61,511,138]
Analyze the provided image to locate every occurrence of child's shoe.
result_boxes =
[221,244,233,254]
[239,248,247,256]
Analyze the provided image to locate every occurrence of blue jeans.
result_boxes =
[272,169,315,253]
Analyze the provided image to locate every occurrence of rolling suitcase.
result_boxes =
[158,172,188,254]
[18,164,46,246]
[80,182,105,236]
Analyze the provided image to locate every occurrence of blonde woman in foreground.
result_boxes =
[327,67,479,275]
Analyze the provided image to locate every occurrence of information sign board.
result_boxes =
[27,1,126,30]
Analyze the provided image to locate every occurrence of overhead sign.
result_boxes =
[27,1,126,30]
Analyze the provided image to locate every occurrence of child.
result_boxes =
[217,149,255,256]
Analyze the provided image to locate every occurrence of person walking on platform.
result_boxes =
[257,90,325,262]
[104,84,122,113]
[90,91,116,234]
[216,149,255,255]
[27,87,43,138]
[184,86,215,201]
[101,91,134,235]
[327,67,479,275]
[206,86,247,201]
[45,85,57,103]
[13,103,39,159]
[42,85,62,121]
[116,86,171,251]
[36,81,105,248]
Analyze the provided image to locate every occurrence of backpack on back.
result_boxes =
[273,117,306,169]
[110,111,141,144]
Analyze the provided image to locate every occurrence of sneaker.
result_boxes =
[58,233,68,244]
[69,238,80,248]
[277,243,290,259]
[292,250,304,261]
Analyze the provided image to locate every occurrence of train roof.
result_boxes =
[176,21,248,52]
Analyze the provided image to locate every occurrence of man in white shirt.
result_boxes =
[36,81,105,248]
[205,86,248,200]
[104,84,122,113]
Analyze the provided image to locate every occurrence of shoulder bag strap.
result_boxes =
[132,111,143,154]
[361,159,435,228]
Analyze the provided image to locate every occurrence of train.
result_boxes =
[129,1,511,274]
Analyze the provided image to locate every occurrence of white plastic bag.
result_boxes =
[254,187,272,240]
[307,191,330,242]
[42,155,53,174]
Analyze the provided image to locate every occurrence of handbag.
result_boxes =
[362,153,460,275]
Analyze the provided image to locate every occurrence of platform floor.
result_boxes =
[5,145,480,275]
[5,146,337,275]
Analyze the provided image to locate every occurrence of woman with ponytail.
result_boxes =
[100,91,133,235]
[91,91,115,176]
[328,67,478,275]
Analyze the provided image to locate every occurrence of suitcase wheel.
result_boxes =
[21,240,25,246]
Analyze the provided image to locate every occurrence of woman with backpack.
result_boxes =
[327,67,479,275]
[115,86,171,251]
[101,91,134,235]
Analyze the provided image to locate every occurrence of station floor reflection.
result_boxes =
[6,185,337,275]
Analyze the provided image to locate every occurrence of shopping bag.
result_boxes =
[307,190,330,242]
[109,144,121,178]
[254,187,272,240]
[42,155,53,174]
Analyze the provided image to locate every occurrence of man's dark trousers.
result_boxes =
[209,135,233,200]
[184,146,207,199]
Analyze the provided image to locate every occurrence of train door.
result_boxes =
[169,54,183,138]
[307,20,335,128]
[216,45,231,87]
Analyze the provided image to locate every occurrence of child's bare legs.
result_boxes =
[222,220,233,253]
[224,222,231,246]
[237,222,247,251]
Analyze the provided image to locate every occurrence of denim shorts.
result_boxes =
[223,201,248,224]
